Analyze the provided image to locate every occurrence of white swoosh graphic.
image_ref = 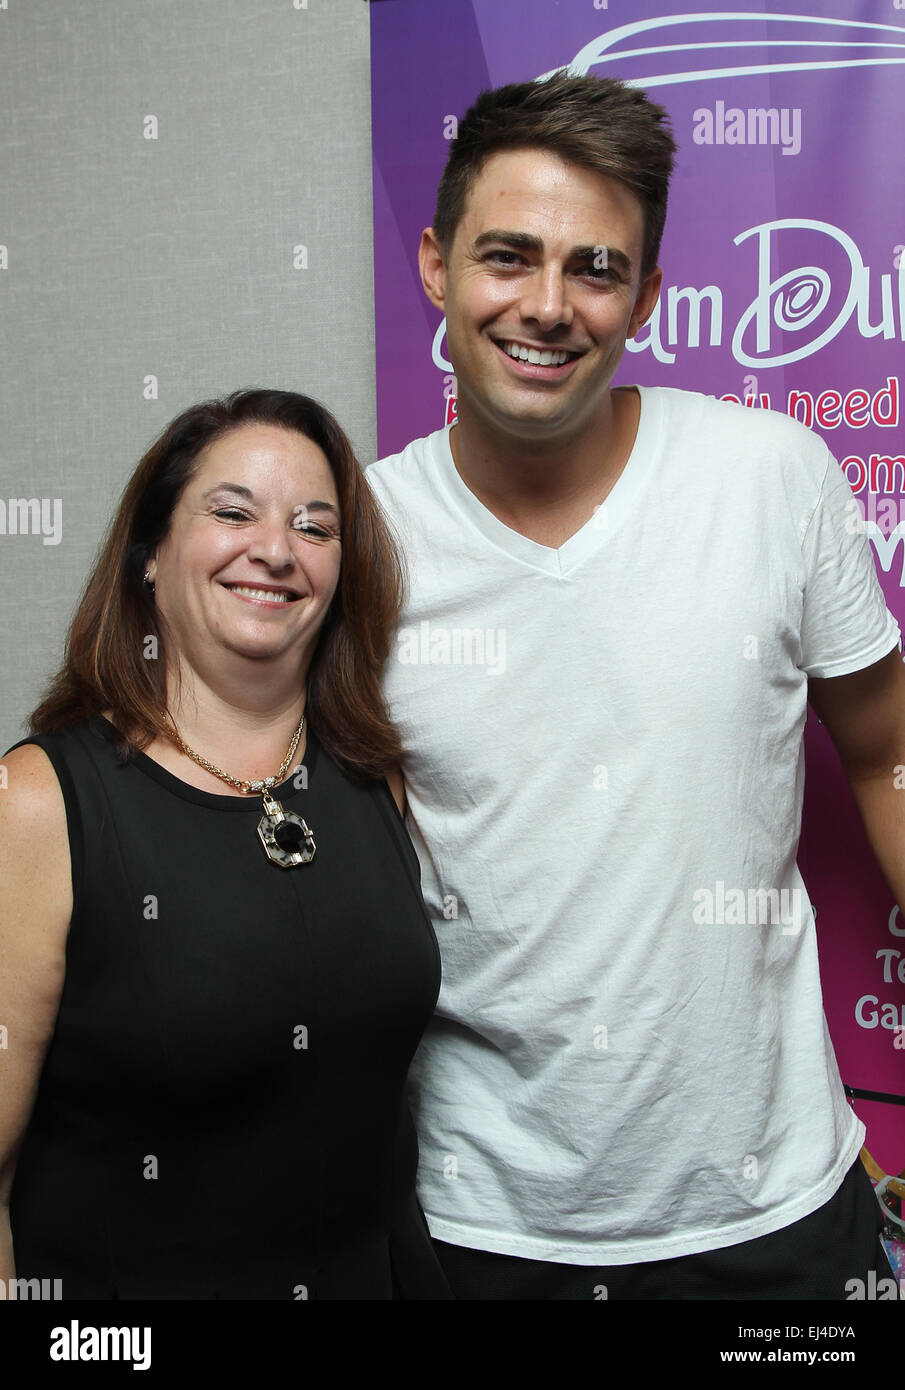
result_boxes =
[536,11,905,88]
[432,12,905,378]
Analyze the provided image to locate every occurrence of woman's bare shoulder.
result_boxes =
[0,742,68,821]
[0,742,72,926]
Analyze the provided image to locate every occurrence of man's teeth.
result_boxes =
[229,585,292,603]
[501,341,573,366]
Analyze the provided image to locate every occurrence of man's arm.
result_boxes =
[807,645,905,911]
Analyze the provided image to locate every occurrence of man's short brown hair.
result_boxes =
[433,71,677,279]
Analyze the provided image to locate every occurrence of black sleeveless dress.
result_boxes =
[8,716,451,1299]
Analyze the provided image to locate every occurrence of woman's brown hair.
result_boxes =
[30,389,404,780]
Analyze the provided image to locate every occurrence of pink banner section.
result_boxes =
[371,1,905,1277]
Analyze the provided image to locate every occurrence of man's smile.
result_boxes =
[491,336,586,378]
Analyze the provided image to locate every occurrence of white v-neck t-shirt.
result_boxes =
[366,386,900,1264]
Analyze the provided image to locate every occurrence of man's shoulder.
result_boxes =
[366,426,449,498]
[645,386,831,493]
[648,385,827,450]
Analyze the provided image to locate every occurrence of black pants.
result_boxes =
[433,1157,891,1300]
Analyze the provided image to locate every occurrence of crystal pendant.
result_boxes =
[257,790,316,869]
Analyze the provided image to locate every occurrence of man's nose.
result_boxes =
[520,264,572,330]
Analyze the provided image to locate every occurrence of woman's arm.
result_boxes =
[0,744,72,1282]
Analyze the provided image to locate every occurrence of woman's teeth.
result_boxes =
[228,585,292,603]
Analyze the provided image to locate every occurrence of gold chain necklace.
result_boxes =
[173,711,315,869]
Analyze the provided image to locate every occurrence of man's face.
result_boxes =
[420,148,662,446]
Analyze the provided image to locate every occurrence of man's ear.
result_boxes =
[419,227,448,312]
[627,266,662,339]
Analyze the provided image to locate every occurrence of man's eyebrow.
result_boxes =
[473,230,544,255]
[472,230,633,274]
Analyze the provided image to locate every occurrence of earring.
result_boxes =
[143,570,155,592]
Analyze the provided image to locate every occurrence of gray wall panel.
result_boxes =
[0,0,375,751]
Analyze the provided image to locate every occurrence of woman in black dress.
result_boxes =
[0,389,450,1299]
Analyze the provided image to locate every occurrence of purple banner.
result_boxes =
[371,0,905,1254]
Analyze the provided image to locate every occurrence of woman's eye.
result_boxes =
[213,508,249,522]
[294,522,338,542]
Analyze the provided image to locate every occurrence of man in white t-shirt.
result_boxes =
[366,71,904,1299]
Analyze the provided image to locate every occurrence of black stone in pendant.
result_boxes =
[274,819,305,851]
[257,801,316,869]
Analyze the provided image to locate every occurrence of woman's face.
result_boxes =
[148,423,342,681]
